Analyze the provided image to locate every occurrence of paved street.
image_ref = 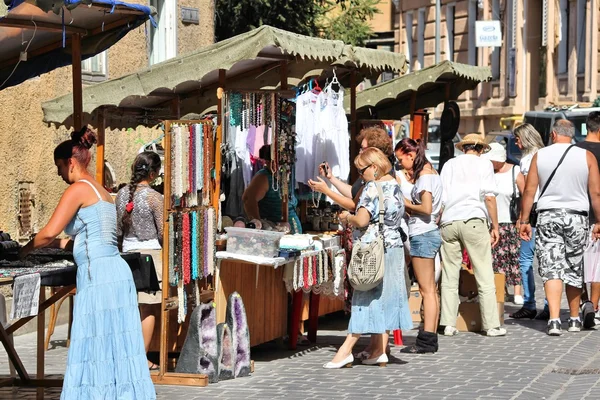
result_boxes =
[2,281,600,399]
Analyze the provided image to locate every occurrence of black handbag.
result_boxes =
[529,145,574,227]
[509,165,520,223]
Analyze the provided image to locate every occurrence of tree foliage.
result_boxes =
[594,96,600,108]
[318,0,380,46]
[215,0,380,46]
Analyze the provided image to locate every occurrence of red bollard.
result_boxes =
[393,329,403,346]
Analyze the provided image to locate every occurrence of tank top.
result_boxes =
[536,143,589,212]
[256,168,282,223]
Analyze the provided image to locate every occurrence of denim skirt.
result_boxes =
[409,229,442,259]
[348,246,413,334]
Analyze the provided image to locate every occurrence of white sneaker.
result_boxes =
[484,327,507,337]
[443,326,459,336]
[513,295,524,305]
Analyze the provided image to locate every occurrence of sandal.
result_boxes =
[148,363,159,371]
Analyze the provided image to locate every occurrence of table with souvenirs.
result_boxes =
[0,234,159,391]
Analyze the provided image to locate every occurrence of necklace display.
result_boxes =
[169,121,214,207]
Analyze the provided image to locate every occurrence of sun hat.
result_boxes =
[455,133,491,153]
[482,142,506,162]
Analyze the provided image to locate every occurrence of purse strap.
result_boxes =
[511,165,516,200]
[539,144,574,198]
[374,181,385,230]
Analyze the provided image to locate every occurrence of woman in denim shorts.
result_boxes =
[395,138,443,353]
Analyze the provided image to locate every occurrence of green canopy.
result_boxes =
[42,25,407,129]
[346,61,492,118]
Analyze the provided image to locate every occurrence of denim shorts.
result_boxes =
[410,229,442,259]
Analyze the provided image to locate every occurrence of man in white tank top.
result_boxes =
[520,120,600,337]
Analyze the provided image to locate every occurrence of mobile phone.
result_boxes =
[321,161,329,175]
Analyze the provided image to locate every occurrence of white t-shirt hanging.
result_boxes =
[313,88,350,182]
[408,174,443,236]
[295,91,319,185]
[493,165,520,224]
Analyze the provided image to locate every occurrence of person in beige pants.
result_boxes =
[438,134,506,337]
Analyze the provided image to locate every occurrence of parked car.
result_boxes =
[523,106,600,145]
[426,119,462,170]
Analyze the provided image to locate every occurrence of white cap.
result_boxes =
[482,142,506,163]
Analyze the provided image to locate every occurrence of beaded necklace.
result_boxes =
[191,210,199,280]
[182,213,191,285]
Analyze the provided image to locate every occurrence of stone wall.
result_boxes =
[0,1,215,240]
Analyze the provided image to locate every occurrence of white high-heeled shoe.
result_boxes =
[323,354,354,369]
[362,353,388,367]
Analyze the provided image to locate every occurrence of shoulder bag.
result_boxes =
[529,145,574,227]
[509,165,520,223]
[347,181,386,291]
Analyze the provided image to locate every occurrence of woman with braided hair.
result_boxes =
[116,151,163,370]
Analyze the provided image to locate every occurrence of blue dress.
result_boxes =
[348,180,413,334]
[61,180,156,399]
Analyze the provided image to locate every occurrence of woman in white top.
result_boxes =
[395,138,443,354]
[483,143,525,305]
[511,123,546,319]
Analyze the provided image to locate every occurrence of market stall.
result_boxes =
[0,1,155,397]
[346,60,492,143]
[41,25,407,385]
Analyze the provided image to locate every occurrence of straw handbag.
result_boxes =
[347,181,386,291]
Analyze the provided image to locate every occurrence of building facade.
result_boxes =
[0,0,215,240]
[371,0,599,134]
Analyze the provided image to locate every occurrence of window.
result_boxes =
[81,51,107,82]
[404,12,413,71]
[18,182,35,241]
[417,8,426,69]
[445,3,455,62]
[468,0,478,66]
[558,0,569,74]
[576,0,586,74]
[491,0,500,79]
[149,0,177,65]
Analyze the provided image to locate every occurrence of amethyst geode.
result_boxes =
[175,302,218,382]
[216,323,234,381]
[226,292,251,377]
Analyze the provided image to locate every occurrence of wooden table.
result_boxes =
[0,252,159,399]
[214,252,345,350]
[0,269,75,400]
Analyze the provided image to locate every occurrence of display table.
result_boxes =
[215,247,346,349]
[0,253,160,398]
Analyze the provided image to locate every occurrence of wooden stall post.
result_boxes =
[171,97,181,120]
[213,70,226,213]
[95,107,105,185]
[158,121,172,378]
[408,91,417,139]
[71,34,83,131]
[280,61,289,223]
[411,110,428,141]
[36,288,45,400]
[349,71,358,182]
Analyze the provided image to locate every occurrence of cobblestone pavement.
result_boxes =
[2,277,600,399]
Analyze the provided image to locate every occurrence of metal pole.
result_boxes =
[435,0,441,63]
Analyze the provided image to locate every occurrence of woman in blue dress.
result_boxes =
[19,128,156,399]
[323,148,412,368]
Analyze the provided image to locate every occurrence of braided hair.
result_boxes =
[121,151,162,235]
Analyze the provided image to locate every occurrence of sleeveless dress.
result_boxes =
[61,180,156,399]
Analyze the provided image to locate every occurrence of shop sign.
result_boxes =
[475,21,502,47]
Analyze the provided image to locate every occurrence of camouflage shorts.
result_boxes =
[536,210,589,288]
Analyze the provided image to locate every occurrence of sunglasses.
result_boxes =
[358,164,372,175]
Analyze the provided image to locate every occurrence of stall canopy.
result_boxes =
[346,60,492,119]
[0,0,155,91]
[41,24,407,129]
